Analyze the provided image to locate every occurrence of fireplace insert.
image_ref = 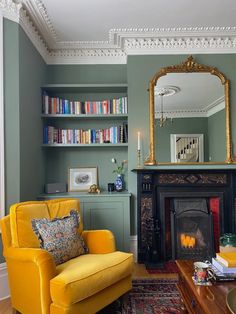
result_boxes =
[171,198,215,260]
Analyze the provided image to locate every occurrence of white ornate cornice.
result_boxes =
[0,0,22,22]
[2,0,236,64]
[47,48,126,65]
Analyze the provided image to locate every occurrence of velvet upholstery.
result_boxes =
[0,199,133,314]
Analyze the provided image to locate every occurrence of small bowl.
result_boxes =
[226,287,236,314]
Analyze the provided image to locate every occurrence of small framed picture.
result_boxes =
[68,167,98,192]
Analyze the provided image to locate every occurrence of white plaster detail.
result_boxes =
[207,100,225,117]
[130,235,137,263]
[18,5,49,61]
[47,48,126,64]
[23,0,58,45]
[0,0,22,22]
[2,1,236,63]
[0,263,10,300]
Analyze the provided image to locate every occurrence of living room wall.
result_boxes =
[0,19,46,263]
[2,19,236,262]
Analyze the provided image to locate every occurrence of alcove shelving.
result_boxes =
[41,83,128,147]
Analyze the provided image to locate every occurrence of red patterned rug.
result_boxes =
[99,278,182,314]
[147,261,179,274]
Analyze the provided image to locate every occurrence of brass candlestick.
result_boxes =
[137,149,141,168]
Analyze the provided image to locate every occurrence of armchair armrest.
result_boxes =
[82,230,116,253]
[4,247,56,314]
[5,247,56,267]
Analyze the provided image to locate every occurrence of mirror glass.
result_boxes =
[155,73,225,163]
[145,56,232,165]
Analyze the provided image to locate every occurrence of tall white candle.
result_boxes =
[137,132,140,150]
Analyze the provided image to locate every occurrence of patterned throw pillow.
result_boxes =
[32,210,88,265]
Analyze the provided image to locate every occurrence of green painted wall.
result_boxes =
[208,109,226,162]
[4,19,20,214]
[127,54,236,234]
[46,64,127,84]
[156,117,208,162]
[19,26,46,201]
[1,19,46,263]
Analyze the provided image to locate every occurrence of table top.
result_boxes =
[176,260,236,314]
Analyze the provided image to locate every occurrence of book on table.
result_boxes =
[216,252,236,267]
[211,258,236,281]
[212,258,236,274]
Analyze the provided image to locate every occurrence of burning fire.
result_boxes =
[180,233,196,248]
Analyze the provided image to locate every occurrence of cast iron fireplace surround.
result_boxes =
[135,169,236,266]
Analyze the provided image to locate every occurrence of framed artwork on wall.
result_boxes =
[68,167,98,192]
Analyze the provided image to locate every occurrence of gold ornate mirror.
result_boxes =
[145,56,232,165]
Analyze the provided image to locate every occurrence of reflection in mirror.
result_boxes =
[155,73,225,163]
[145,56,232,165]
[170,134,204,162]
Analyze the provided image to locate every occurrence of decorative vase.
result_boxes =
[115,174,124,192]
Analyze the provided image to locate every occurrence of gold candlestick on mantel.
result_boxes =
[137,149,141,168]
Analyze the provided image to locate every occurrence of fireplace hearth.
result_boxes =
[135,169,236,266]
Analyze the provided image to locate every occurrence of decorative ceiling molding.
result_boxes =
[1,0,236,64]
[155,98,225,119]
[19,4,49,61]
[0,0,21,23]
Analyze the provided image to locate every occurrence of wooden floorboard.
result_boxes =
[0,263,178,314]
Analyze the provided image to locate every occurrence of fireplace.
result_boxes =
[171,198,214,260]
[135,169,236,265]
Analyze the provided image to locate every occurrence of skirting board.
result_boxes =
[130,235,137,263]
[0,263,10,300]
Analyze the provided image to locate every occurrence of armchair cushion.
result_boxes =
[10,201,50,248]
[51,251,133,307]
[32,210,88,265]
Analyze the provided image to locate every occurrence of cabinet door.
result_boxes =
[81,198,130,252]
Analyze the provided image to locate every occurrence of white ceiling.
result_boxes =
[39,0,236,42]
[3,0,236,63]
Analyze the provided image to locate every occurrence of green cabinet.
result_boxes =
[38,192,131,252]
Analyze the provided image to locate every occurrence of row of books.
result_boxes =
[211,252,236,281]
[42,94,128,115]
[43,124,128,144]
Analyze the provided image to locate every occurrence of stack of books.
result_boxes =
[211,252,236,281]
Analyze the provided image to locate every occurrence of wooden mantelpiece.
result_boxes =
[134,168,236,265]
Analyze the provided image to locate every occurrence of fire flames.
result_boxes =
[180,233,196,248]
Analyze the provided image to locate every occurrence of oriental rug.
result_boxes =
[147,261,179,274]
[99,278,182,314]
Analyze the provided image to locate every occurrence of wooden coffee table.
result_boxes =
[176,260,236,314]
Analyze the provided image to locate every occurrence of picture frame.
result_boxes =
[68,167,98,192]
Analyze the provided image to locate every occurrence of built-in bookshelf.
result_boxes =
[41,84,128,147]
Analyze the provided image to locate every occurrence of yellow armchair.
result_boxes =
[1,199,133,314]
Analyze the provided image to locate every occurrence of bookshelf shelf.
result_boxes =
[42,143,128,147]
[41,114,128,119]
[42,83,128,93]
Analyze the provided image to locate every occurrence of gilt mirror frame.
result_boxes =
[145,55,232,165]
